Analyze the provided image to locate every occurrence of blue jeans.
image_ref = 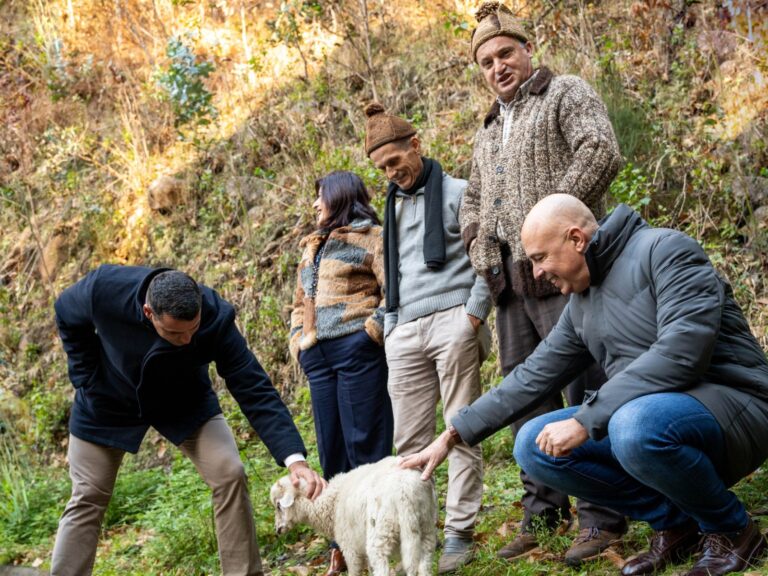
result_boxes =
[513,393,748,533]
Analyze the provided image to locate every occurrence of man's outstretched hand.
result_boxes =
[535,417,588,457]
[288,461,327,500]
[399,429,457,481]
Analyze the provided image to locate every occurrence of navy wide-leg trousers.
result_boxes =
[299,330,393,479]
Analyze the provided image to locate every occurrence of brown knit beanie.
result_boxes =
[470,2,529,62]
[364,102,417,156]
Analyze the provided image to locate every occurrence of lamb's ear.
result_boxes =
[279,492,295,508]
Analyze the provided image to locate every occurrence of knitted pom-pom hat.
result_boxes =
[470,2,529,62]
[364,102,417,156]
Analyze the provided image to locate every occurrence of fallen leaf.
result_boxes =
[599,547,627,568]
[496,521,516,537]
[525,548,556,562]
[32,558,43,568]
[287,541,308,552]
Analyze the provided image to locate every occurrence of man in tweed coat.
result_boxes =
[460,1,626,564]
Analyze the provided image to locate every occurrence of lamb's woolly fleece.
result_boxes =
[270,456,437,576]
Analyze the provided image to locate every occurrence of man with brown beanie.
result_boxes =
[364,102,493,574]
[460,1,627,566]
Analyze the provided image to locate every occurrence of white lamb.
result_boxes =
[270,456,437,576]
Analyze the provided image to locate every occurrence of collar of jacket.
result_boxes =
[585,204,649,286]
[483,66,554,128]
[300,218,375,247]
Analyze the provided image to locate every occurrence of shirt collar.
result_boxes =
[497,68,540,110]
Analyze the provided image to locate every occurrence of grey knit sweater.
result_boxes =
[461,67,621,302]
[384,172,492,337]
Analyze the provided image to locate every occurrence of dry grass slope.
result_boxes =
[0,0,766,572]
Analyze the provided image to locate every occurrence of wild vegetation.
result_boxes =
[0,0,766,573]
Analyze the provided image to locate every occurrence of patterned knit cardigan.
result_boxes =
[460,67,621,302]
[289,219,385,360]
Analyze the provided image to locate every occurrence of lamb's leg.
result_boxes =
[345,551,365,576]
[367,522,398,576]
[367,550,391,576]
[367,503,399,576]
[409,522,437,576]
[416,527,437,576]
[399,528,427,576]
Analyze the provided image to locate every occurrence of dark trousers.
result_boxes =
[496,288,627,534]
[299,330,394,480]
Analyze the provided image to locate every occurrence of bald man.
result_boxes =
[403,195,768,576]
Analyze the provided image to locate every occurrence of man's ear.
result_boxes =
[567,227,590,254]
[279,492,295,509]
[524,41,534,58]
[410,135,421,154]
[142,304,153,321]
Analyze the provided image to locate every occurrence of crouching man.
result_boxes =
[51,265,325,576]
[403,195,768,576]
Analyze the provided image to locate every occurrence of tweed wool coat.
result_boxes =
[290,219,385,359]
[461,67,622,302]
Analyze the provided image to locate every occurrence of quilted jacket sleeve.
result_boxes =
[452,304,595,446]
[573,233,724,440]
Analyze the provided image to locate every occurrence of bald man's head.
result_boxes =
[521,194,599,295]
[522,194,598,242]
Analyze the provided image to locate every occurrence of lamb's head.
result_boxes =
[269,475,307,535]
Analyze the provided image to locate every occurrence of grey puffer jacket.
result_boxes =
[453,204,768,486]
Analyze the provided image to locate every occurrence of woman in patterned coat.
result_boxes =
[289,170,393,575]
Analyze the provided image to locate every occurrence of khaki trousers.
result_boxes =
[386,305,490,539]
[51,414,263,576]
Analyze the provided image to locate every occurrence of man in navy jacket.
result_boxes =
[51,265,324,576]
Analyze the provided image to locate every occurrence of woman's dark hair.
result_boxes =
[315,171,380,229]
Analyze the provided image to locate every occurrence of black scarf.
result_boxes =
[383,157,446,312]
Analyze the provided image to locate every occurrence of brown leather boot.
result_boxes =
[323,548,347,576]
[497,530,539,560]
[565,527,624,566]
[621,520,700,576]
[685,517,767,576]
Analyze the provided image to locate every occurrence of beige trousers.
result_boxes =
[385,305,490,539]
[51,414,263,576]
